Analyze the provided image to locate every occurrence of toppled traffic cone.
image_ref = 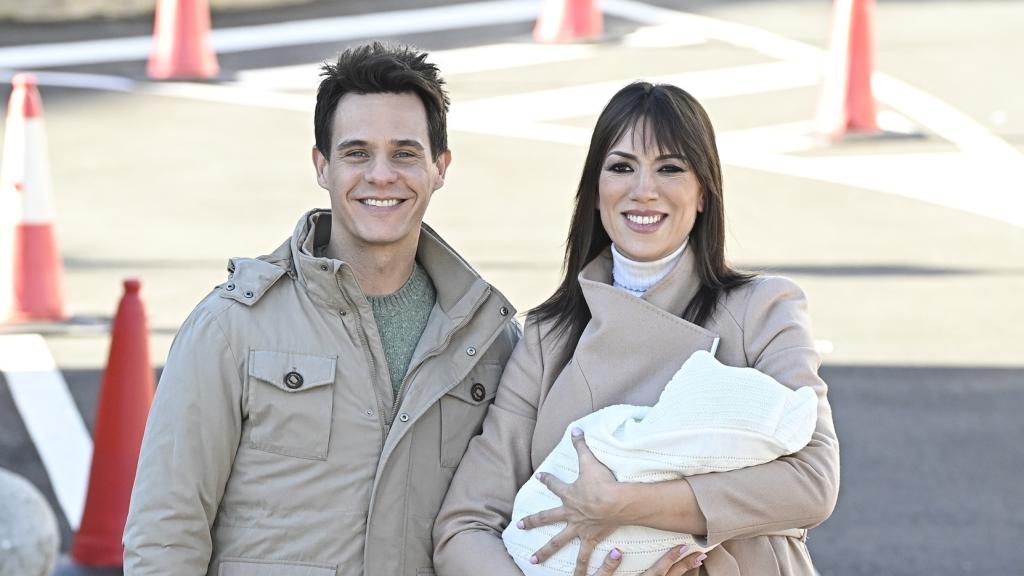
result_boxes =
[815,0,880,139]
[147,0,220,80]
[0,73,67,323]
[534,0,603,43]
[70,279,155,566]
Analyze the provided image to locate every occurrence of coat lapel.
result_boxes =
[575,247,719,409]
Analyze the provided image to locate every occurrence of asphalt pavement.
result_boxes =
[0,1,1022,575]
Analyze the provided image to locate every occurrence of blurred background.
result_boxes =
[0,0,1021,574]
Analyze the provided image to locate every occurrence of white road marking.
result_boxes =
[0,70,135,92]
[0,0,541,70]
[235,43,599,91]
[0,334,92,529]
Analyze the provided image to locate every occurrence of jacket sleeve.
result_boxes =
[433,317,547,576]
[685,276,841,546]
[123,304,244,575]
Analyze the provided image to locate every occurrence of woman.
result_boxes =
[433,82,840,576]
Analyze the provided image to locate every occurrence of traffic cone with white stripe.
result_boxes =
[0,73,67,323]
[534,0,603,43]
[815,0,881,139]
[147,0,220,80]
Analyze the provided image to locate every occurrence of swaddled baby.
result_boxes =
[502,350,819,575]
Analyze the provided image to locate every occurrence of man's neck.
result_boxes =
[326,236,418,297]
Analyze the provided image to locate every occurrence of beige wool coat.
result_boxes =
[124,210,520,576]
[434,247,840,576]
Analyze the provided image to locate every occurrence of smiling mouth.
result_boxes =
[360,198,404,208]
[624,213,666,225]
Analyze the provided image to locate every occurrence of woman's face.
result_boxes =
[597,123,704,262]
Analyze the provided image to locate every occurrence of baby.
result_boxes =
[502,350,819,575]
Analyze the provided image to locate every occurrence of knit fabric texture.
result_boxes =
[367,262,436,397]
[502,350,819,576]
[611,239,688,297]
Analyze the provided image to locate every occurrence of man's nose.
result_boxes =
[364,157,398,184]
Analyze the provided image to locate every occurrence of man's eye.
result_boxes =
[607,163,633,173]
[394,150,416,159]
[342,150,368,159]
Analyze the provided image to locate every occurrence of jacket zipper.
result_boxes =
[390,285,492,418]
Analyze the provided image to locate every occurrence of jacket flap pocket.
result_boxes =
[248,350,337,393]
[219,557,336,576]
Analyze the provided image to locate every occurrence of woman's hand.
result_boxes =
[517,428,633,576]
[592,546,708,576]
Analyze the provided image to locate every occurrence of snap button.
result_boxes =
[365,409,374,417]
[284,371,304,389]
[471,383,486,402]
[466,346,477,357]
[244,290,254,298]
[499,306,509,317]
[320,264,329,271]
[225,283,235,291]
[399,413,410,422]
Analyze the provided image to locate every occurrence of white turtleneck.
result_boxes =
[611,239,688,297]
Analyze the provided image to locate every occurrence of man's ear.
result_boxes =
[312,145,329,190]
[433,149,452,190]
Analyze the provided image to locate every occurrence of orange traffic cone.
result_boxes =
[0,73,67,323]
[70,279,155,566]
[815,0,880,139]
[534,0,603,43]
[147,0,220,80]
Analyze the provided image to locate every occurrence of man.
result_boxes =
[124,42,519,575]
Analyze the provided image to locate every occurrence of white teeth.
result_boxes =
[362,198,400,207]
[625,213,664,225]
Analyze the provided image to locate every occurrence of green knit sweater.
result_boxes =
[367,262,436,397]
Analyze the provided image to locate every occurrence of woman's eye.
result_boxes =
[659,164,685,173]
[607,163,633,173]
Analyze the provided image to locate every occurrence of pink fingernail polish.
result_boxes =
[571,427,583,437]
[517,520,525,529]
[697,553,707,563]
[610,548,621,560]
[530,555,538,565]
[678,545,690,557]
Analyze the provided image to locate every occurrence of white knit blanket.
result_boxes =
[502,350,819,575]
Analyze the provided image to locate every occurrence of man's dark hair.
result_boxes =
[314,41,450,161]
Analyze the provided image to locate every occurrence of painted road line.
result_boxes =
[235,43,599,91]
[0,0,540,70]
[0,334,92,529]
[453,60,820,124]
[0,70,136,92]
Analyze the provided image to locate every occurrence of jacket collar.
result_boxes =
[277,209,497,323]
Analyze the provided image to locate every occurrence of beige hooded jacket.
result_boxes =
[124,210,519,576]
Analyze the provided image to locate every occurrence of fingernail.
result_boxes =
[535,472,543,480]
[571,427,583,437]
[530,555,538,565]
[697,553,707,563]
[610,548,621,560]
[678,545,690,557]
[517,520,525,529]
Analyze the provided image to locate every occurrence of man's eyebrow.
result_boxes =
[336,139,367,150]
[391,139,425,150]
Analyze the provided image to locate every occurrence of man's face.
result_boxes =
[313,92,450,254]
